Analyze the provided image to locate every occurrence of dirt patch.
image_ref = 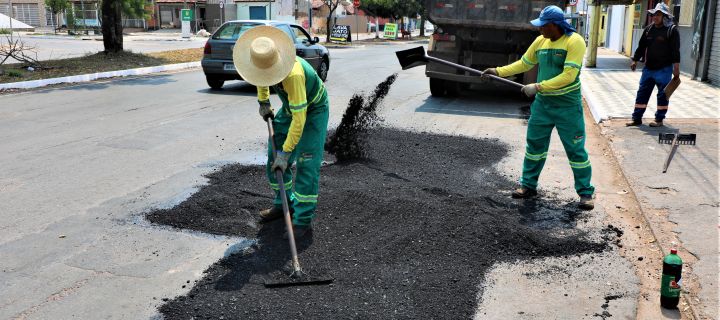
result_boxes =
[147,127,609,319]
[0,48,202,84]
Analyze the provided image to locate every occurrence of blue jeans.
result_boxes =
[632,65,672,121]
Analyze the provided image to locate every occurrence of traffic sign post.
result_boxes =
[353,0,360,41]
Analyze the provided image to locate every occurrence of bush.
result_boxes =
[6,69,23,77]
[0,29,11,35]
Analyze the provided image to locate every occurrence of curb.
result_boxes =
[582,85,607,124]
[0,61,201,90]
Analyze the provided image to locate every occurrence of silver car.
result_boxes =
[201,20,330,89]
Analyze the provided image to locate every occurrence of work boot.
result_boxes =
[511,187,538,199]
[283,225,312,239]
[649,120,664,127]
[625,120,642,126]
[579,194,595,210]
[259,206,293,223]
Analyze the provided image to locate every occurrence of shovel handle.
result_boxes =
[266,119,302,272]
[425,56,524,89]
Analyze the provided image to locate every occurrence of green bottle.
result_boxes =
[660,249,682,309]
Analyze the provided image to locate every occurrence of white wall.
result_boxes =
[607,5,625,52]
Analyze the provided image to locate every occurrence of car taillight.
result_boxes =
[204,42,211,54]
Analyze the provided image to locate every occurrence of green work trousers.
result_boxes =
[521,100,595,196]
[266,100,329,226]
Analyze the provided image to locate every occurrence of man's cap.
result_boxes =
[530,5,566,27]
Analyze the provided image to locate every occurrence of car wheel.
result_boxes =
[318,59,329,82]
[206,76,224,90]
[429,78,446,97]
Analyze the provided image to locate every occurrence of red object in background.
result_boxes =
[353,0,360,7]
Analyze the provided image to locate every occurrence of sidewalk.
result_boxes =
[584,47,719,319]
[581,47,720,122]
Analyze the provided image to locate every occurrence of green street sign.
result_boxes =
[181,9,194,22]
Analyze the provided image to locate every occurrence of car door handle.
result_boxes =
[296,49,304,56]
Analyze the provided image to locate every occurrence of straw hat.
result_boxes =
[233,26,296,87]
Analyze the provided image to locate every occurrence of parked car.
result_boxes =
[201,20,330,89]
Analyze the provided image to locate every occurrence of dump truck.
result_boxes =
[425,0,567,96]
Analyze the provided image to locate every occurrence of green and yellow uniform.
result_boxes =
[258,57,329,226]
[497,32,594,195]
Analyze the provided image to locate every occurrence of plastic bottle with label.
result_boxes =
[660,248,682,309]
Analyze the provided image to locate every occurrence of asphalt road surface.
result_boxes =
[0,43,640,319]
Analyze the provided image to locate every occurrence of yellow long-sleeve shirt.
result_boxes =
[257,59,309,153]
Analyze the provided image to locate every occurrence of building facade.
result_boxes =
[577,0,718,85]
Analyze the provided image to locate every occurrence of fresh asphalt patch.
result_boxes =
[146,127,614,319]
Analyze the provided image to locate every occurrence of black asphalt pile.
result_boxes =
[325,74,397,162]
[148,128,607,319]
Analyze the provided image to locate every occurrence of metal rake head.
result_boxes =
[658,133,697,145]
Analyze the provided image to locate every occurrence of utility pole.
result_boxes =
[294,0,298,21]
[586,1,601,68]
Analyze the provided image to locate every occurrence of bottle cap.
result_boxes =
[670,249,677,254]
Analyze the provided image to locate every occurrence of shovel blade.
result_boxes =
[396,46,428,70]
[264,270,334,288]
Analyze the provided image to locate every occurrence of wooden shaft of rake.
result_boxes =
[424,55,524,89]
[266,119,302,272]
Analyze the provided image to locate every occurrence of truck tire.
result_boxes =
[445,80,461,96]
[429,78,446,97]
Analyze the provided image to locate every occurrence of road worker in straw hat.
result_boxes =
[233,26,329,238]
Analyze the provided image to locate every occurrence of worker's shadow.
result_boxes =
[213,218,314,292]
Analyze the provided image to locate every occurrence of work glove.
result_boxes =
[259,102,274,121]
[271,151,290,172]
[521,83,539,97]
[482,68,498,78]
[630,61,637,71]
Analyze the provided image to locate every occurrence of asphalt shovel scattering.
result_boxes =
[263,118,334,288]
[394,46,524,89]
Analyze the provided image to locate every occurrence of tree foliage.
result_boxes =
[360,0,423,20]
[44,0,70,33]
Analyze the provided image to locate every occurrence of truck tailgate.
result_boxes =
[427,0,566,29]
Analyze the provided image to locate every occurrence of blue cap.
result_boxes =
[530,5,565,27]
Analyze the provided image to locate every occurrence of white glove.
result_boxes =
[521,83,539,97]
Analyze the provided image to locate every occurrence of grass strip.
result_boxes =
[0,48,203,84]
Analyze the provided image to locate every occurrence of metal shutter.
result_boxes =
[1,3,40,27]
[708,4,720,84]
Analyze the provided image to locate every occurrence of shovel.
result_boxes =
[263,118,334,288]
[395,46,524,89]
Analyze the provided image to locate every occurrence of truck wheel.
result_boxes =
[429,78,446,97]
[206,76,224,90]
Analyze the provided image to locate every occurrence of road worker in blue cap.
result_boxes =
[484,5,595,210]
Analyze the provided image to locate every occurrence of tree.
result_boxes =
[44,0,70,34]
[322,0,343,43]
[359,0,423,37]
[359,0,394,38]
[101,0,147,53]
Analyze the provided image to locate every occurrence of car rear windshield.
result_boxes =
[212,22,264,40]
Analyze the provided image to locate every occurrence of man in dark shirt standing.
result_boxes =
[627,2,680,127]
